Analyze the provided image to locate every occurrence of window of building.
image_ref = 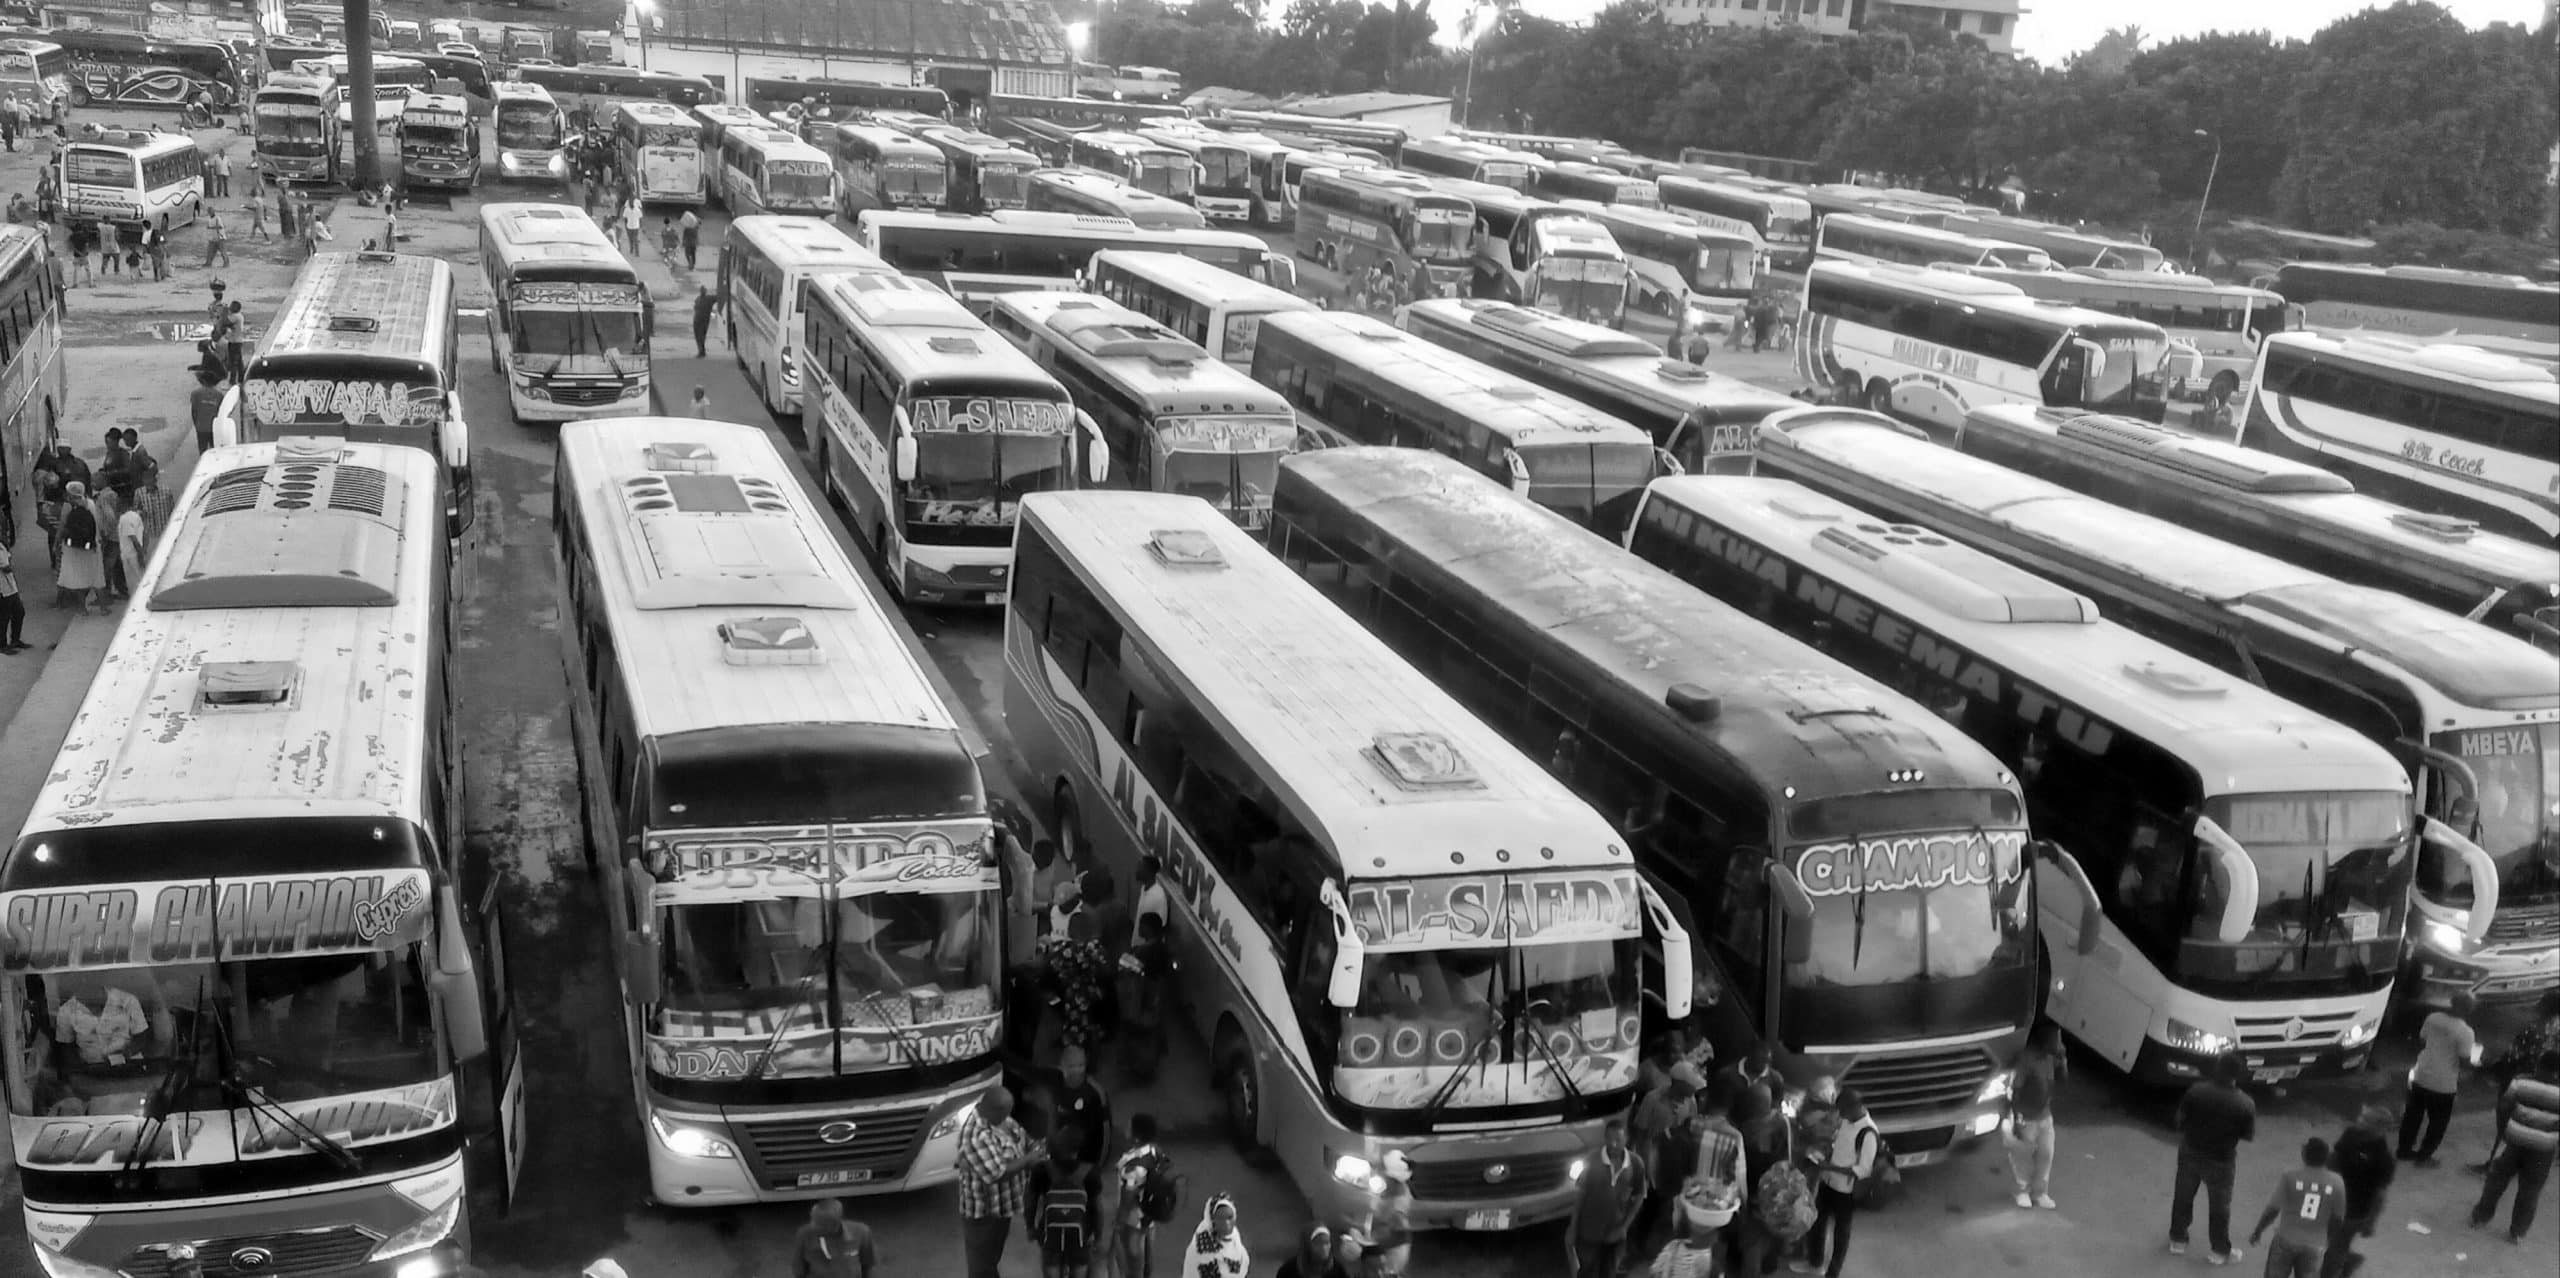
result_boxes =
[1827,0,1845,15]
[1980,13,2005,35]
[1945,11,1963,30]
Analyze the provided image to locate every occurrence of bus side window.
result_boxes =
[1290,904,1341,1062]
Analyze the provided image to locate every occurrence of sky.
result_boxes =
[1494,0,2552,65]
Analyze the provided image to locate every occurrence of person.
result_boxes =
[1276,1221,1347,1278]
[1028,1127,1096,1278]
[659,215,679,261]
[98,428,131,504]
[1081,867,1130,963]
[2400,992,2481,1165]
[1649,1213,1725,1278]
[54,481,103,613]
[115,499,146,604]
[2168,1051,2258,1264]
[1569,1116,1650,1278]
[210,147,230,198]
[2323,1104,2393,1278]
[621,196,642,255]
[1367,1150,1413,1278]
[1796,1089,1876,1278]
[1111,1113,1176,1278]
[1630,1075,1696,1255]
[94,484,126,598]
[690,385,712,418]
[2471,1049,2560,1244]
[223,302,250,382]
[1044,911,1111,1063]
[1040,1044,1111,1175]
[200,205,228,268]
[147,215,169,281]
[1179,1194,1250,1278]
[691,283,720,358]
[1733,1081,1790,1278]
[1114,913,1172,1085]
[67,220,92,286]
[244,195,268,242]
[98,219,120,276]
[189,367,226,452]
[134,468,172,552]
[2248,1138,2345,1278]
[1129,855,1169,941]
[0,95,16,151]
[2005,1023,2065,1209]
[680,207,701,269]
[0,538,25,653]
[788,1198,877,1278]
[2491,988,2560,1089]
[957,1087,1042,1278]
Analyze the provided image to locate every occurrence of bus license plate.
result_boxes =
[2252,1066,2301,1084]
[795,1169,876,1188]
[1893,1151,1933,1169]
[1461,1209,1512,1231]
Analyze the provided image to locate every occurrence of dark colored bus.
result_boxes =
[8,27,239,108]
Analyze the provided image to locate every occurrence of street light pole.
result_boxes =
[2189,128,2222,262]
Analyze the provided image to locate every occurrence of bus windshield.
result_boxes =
[1407,206,1470,260]
[496,107,561,150]
[2085,330,2172,412]
[768,162,833,206]
[2431,726,2558,895]
[625,123,693,149]
[1339,935,1639,1111]
[404,121,469,154]
[1695,245,1753,293]
[2181,792,2413,991]
[255,108,328,143]
[1785,790,2035,992]
[981,163,1033,209]
[1160,422,1292,519]
[885,161,945,202]
[909,421,1073,530]
[1515,440,1656,530]
[509,287,647,375]
[1198,148,1249,191]
[1132,154,1193,200]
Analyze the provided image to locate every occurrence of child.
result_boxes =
[659,216,680,260]
[1028,1127,1095,1278]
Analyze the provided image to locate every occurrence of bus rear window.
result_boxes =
[62,152,135,188]
[1790,788,2025,840]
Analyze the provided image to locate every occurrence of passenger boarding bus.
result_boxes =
[1565,203,1756,328]
[395,92,479,191]
[1295,166,1474,298]
[493,81,569,182]
[222,253,473,535]
[1630,474,2414,1082]
[716,125,836,217]
[478,205,652,424]
[1657,176,1816,273]
[0,226,66,536]
[1816,214,2049,272]
[1066,130,1197,204]
[2242,332,2558,542]
[1954,266,2286,402]
[1954,404,2560,653]
[852,209,1293,313]
[1396,298,1798,473]
[1399,137,1539,191]
[1137,124,1253,222]
[718,215,895,415]
[1532,161,1661,210]
[613,100,707,205]
[990,292,1298,526]
[4,439,524,1278]
[2268,263,2560,349]
[915,126,1039,213]
[1254,310,1668,534]
[1085,248,1317,372]
[1937,211,2166,273]
[1752,408,2560,1013]
[1266,449,2031,1161]
[552,418,1004,1205]
[1026,168,1208,230]
[833,123,947,218]
[802,273,1100,604]
[53,129,202,233]
[250,70,341,185]
[1798,261,2173,432]
[1005,489,1695,1232]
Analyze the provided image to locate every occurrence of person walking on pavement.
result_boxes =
[956,1087,1041,1278]
[690,385,712,418]
[0,539,26,653]
[1798,1088,1878,1277]
[224,301,249,381]
[147,215,170,281]
[210,147,230,198]
[1568,1116,1650,1278]
[2471,1049,2560,1244]
[2323,1105,2394,1278]
[2168,1051,2258,1264]
[115,499,146,605]
[1179,1193,1251,1278]
[244,196,267,242]
[788,1198,876,1278]
[200,206,228,268]
[2250,1138,2345,1278]
[621,196,642,256]
[2400,992,2482,1165]
[679,207,700,269]
[691,282,720,358]
[189,366,226,452]
[2006,1023,2066,1210]
[66,220,91,286]
[98,219,120,275]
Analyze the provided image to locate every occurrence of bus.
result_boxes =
[1254,310,1668,534]
[493,81,569,182]
[1798,261,2173,433]
[551,417,1003,1205]
[689,103,775,155]
[1676,147,1829,185]
[1137,125,1254,223]
[1085,249,1318,373]
[852,210,1293,312]
[1656,176,1816,274]
[989,91,1187,130]
[1396,298,1799,474]
[744,74,949,121]
[34,29,239,109]
[1399,137,1539,191]
[1953,403,2560,652]
[516,64,719,113]
[479,205,652,424]
[914,126,1039,213]
[801,272,1101,604]
[1816,214,2050,273]
[1938,211,2167,273]
[395,92,480,191]
[221,254,472,541]
[1423,179,1620,320]
[1451,127,1624,161]
[1282,146,1382,209]
[4,439,522,1278]
[2241,332,2559,542]
[53,129,203,233]
[997,115,1080,168]
[1179,130,1297,228]
[614,101,707,205]
[0,38,72,109]
[1026,168,1207,230]
[1564,203,1756,328]
[716,125,836,218]
[250,70,341,185]
[990,292,1299,526]
[2270,263,2560,349]
[1067,130,1197,204]
[1532,161,1661,211]
[1005,488,1695,1231]
[1266,449,2032,1162]
[1751,407,2560,1013]
[2224,219,2378,276]
[0,226,66,542]
[1207,108,1404,158]
[1953,266,2287,402]
[718,215,895,416]
[1630,474,2415,1082]
[833,123,948,218]
[1296,166,1474,297]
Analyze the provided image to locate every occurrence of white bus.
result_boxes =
[493,81,569,182]
[1936,211,2166,273]
[1422,178,1626,324]
[1632,475,2415,1082]
[833,122,947,217]
[1026,167,1208,231]
[1003,490,1693,1233]
[1798,260,2173,434]
[1066,129,1196,204]
[1531,161,1661,211]
[6,439,524,1277]
[551,418,1004,1205]
[251,70,341,185]
[1295,166,1475,298]
[2268,263,2560,350]
[478,204,652,424]
[614,100,706,205]
[1136,124,1254,222]
[913,125,1040,214]
[54,128,203,233]
[395,91,479,191]
[1084,248,1318,372]
[717,215,895,415]
[1656,176,1815,273]
[1816,213,2050,273]
[1400,137,1541,192]
[802,272,1102,604]
[717,125,836,218]
[1564,202,1756,328]
[852,209,1293,312]
[689,103,775,155]
[1955,266,2288,402]
[2240,332,2559,542]
[990,292,1299,527]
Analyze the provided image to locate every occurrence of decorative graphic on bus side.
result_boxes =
[1345,870,1641,949]
[12,1079,458,1168]
[243,378,443,429]
[1792,828,2027,898]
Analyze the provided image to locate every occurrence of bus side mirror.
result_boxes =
[1769,860,1814,966]
[892,430,918,483]
[1319,880,1365,1009]
[2029,839,2105,956]
[214,384,244,449]
[1266,255,1296,293]
[431,889,488,1061]
[1500,447,1530,496]
[1654,447,1683,478]
[444,396,476,536]
[2421,817,2501,947]
[1079,412,1110,485]
[1636,878,1693,1021]
[2191,815,2261,947]
[621,859,663,1007]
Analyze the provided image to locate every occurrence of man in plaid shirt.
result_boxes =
[957,1087,1041,1278]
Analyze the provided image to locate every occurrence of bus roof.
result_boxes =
[1567,202,1754,249]
[1813,260,2158,338]
[62,129,200,158]
[256,252,454,366]
[1398,298,1801,419]
[479,204,635,281]
[725,214,893,272]
[1958,264,2281,306]
[1658,175,1811,213]
[16,441,446,834]
[1825,213,2043,262]
[405,92,469,119]
[805,272,1063,388]
[995,292,1293,414]
[731,126,829,162]
[1532,216,1625,258]
[916,126,1038,163]
[1647,476,2408,792]
[1263,310,1653,450]
[257,70,336,96]
[615,99,695,125]
[492,81,555,104]
[834,121,939,159]
[1087,249,1310,311]
[2263,331,2560,398]
[1020,489,1631,873]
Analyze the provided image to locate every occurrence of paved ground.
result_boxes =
[0,115,2551,1278]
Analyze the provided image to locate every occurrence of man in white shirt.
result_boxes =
[115,504,148,605]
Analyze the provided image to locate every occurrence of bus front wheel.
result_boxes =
[67,83,89,108]
[1214,1025,1271,1164]
[1864,378,1896,417]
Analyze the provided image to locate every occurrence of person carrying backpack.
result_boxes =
[54,480,103,613]
[1798,1089,1879,1278]
[790,1198,877,1278]
[1741,1082,1815,1276]
[1112,1113,1181,1278]
[1029,1129,1095,1278]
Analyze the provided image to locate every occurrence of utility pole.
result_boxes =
[344,0,380,191]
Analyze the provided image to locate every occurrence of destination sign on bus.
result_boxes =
[12,1078,457,1169]
[649,822,997,903]
[1,869,434,973]
[1157,416,1296,453]
[645,998,1001,1081]
[910,396,1073,437]
[244,377,444,430]
[1793,828,2027,898]
[1346,868,1641,950]
[513,281,647,309]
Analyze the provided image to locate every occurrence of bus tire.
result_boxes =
[1213,1024,1272,1164]
[1864,378,1896,417]
[67,83,89,108]
[1051,783,1086,868]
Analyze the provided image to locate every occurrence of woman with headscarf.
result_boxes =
[1275,1221,1347,1278]
[1180,1193,1250,1278]
[53,480,104,613]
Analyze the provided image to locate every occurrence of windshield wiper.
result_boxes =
[742,961,830,1083]
[119,976,208,1182]
[1849,830,1871,971]
[1418,1003,1502,1126]
[1519,1001,1584,1104]
[208,1002,360,1173]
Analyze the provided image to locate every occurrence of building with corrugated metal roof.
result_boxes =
[627,0,1074,109]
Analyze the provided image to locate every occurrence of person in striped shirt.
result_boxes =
[2471,1051,2560,1245]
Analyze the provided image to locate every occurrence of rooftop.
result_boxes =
[1279,91,1452,119]
[661,0,1071,64]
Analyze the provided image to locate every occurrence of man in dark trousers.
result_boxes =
[690,282,720,359]
[2472,1049,2560,1244]
[1567,1115,1648,1278]
[2168,1051,2257,1265]
[2324,1105,2393,1278]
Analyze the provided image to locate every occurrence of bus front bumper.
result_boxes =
[258,152,333,179]
[1320,1127,1595,1233]
[901,554,1010,606]
[1198,197,1251,223]
[23,1154,469,1278]
[2405,930,2560,1010]
[497,150,568,181]
[643,1090,983,1207]
[2133,1016,2383,1087]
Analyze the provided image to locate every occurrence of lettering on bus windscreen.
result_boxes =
[513,281,647,309]
[910,396,1072,436]
[0,869,434,972]
[1793,829,2026,898]
[1346,869,1641,949]
[244,378,443,430]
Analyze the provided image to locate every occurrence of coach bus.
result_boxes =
[1565,202,1756,327]
[223,252,473,536]
[991,92,1186,130]
[552,417,1002,1205]
[991,292,1298,527]
[833,123,947,218]
[1283,146,1382,208]
[517,64,719,113]
[1066,129,1197,204]
[1423,179,1622,322]
[1026,168,1208,230]
[853,209,1293,312]
[0,37,69,107]
[1295,166,1474,298]
[1657,176,1816,273]
[1532,161,1660,211]
[2241,332,2558,542]
[1753,407,2560,1012]
[0,226,65,542]
[1816,214,2050,272]
[1799,261,2173,432]
[35,28,239,109]
[2268,263,2560,349]
[1005,488,1695,1231]
[802,272,1102,604]
[5,439,522,1278]
[1254,310,1667,534]
[493,82,570,182]
[1630,474,2413,1082]
[1396,299,1798,474]
[713,126,834,217]
[690,103,775,155]
[479,204,652,424]
[744,74,948,121]
[1137,125,1254,223]
[1267,450,2033,1160]
[55,129,203,233]
[1207,108,1403,159]
[1084,249,1317,373]
[251,71,342,185]
[613,101,707,205]
[1399,137,1539,192]
[915,126,1039,213]
[720,215,896,416]
[1205,130,1299,227]
[1955,266,2286,402]
[1938,211,2166,273]
[396,92,479,192]
[1452,128,1623,162]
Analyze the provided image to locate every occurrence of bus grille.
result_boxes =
[1839,1044,1996,1120]
[1407,1149,1578,1203]
[124,1226,379,1276]
[739,1105,930,1184]
[2486,898,2560,944]
[2232,1008,2358,1055]
[547,383,632,408]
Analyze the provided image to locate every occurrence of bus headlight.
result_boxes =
[2163,1018,2234,1057]
[369,1161,467,1260]
[2423,919,2471,956]
[1567,1156,1589,1183]
[1330,1151,1382,1193]
[1975,1070,2014,1104]
[31,1249,127,1278]
[649,1110,737,1160]
[2339,1017,2382,1050]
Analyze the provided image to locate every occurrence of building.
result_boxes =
[630,0,1074,108]
[1277,91,1454,142]
[1653,0,2021,57]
